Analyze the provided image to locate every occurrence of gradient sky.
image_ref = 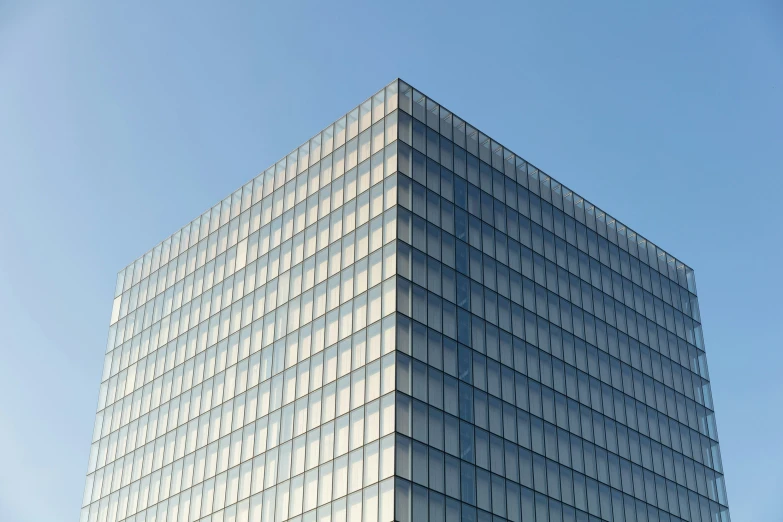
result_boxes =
[0,2,781,521]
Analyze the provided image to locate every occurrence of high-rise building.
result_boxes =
[81,79,730,522]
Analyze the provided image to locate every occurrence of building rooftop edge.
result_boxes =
[116,77,699,296]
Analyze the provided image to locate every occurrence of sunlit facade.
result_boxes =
[81,79,730,522]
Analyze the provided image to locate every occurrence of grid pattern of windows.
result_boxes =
[390,80,729,522]
[82,83,402,522]
[82,79,730,522]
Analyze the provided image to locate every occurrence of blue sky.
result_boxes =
[0,1,780,521]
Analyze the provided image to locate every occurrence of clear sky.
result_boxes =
[0,1,780,521]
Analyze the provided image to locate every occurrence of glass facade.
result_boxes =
[81,80,730,522]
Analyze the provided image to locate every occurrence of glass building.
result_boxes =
[81,80,730,522]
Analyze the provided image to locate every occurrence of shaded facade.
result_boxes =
[81,79,730,522]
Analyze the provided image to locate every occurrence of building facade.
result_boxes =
[81,80,730,522]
